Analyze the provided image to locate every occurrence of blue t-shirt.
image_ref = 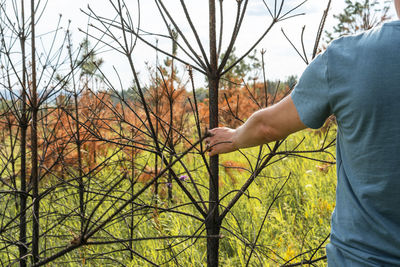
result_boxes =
[292,20,400,266]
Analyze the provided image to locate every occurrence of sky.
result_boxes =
[36,0,397,89]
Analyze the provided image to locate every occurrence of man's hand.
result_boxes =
[204,127,237,156]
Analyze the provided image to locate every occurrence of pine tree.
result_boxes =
[325,0,391,41]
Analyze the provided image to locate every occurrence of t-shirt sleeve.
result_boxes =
[291,51,331,129]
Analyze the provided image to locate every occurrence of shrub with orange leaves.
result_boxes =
[37,89,117,176]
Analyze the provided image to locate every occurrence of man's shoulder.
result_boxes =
[324,23,397,69]
[327,30,371,52]
[327,22,396,52]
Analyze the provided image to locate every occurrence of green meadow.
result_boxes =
[0,126,336,266]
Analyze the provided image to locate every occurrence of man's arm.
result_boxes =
[205,94,307,156]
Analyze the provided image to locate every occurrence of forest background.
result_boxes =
[0,0,394,266]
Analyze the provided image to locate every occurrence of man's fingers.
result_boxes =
[208,145,216,156]
[204,137,212,152]
[205,142,210,151]
[205,128,216,138]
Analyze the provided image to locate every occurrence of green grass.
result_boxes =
[0,127,336,266]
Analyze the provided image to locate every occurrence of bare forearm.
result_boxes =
[232,109,273,149]
[205,95,306,156]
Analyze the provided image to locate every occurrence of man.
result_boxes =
[205,1,400,266]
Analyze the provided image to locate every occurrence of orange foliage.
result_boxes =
[144,64,192,146]
[198,82,289,129]
[38,89,115,175]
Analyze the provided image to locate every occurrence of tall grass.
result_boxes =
[0,126,336,266]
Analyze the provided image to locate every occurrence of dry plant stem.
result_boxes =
[281,28,309,65]
[85,235,218,245]
[18,0,28,265]
[308,233,330,263]
[261,49,268,108]
[218,0,247,73]
[30,0,40,263]
[67,32,85,236]
[146,2,205,72]
[300,26,309,64]
[312,0,331,59]
[154,0,209,70]
[157,67,174,201]
[217,0,223,57]
[242,79,262,109]
[223,93,244,124]
[207,0,220,265]
[178,0,211,70]
[176,157,208,213]
[281,255,327,267]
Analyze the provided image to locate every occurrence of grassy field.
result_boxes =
[0,126,336,266]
